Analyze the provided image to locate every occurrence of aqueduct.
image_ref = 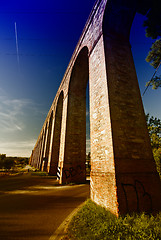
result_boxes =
[30,0,161,215]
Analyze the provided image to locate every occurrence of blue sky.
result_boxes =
[0,0,160,157]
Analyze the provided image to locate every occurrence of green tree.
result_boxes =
[146,75,161,89]
[3,157,15,171]
[0,154,6,160]
[142,0,161,93]
[146,39,161,68]
[144,39,161,92]
[143,0,161,39]
[146,114,161,177]
[0,154,6,169]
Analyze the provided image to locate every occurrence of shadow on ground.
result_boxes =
[0,174,89,240]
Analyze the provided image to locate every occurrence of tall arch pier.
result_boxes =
[30,0,161,215]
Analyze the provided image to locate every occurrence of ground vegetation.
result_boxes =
[66,199,161,240]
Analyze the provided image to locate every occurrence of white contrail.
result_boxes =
[14,22,20,72]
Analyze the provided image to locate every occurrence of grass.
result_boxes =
[66,199,161,240]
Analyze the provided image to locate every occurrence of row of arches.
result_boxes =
[30,91,63,175]
[30,46,89,184]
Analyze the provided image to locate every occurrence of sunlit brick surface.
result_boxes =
[30,0,161,215]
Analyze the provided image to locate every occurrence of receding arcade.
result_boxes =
[30,0,161,215]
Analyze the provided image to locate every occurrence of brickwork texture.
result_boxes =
[30,0,161,215]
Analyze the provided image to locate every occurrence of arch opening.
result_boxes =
[43,111,53,172]
[40,123,48,171]
[48,91,64,175]
[37,132,44,169]
[62,46,89,183]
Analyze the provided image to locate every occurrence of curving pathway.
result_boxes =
[0,174,89,240]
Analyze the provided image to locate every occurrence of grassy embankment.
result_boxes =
[65,199,161,240]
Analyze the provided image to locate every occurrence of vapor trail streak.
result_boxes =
[15,22,20,71]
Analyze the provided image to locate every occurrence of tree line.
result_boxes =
[0,154,29,171]
[146,114,161,177]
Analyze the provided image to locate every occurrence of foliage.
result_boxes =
[153,148,161,176]
[67,199,161,240]
[146,114,161,137]
[3,157,15,170]
[145,39,161,91]
[144,3,161,91]
[146,39,161,69]
[143,0,161,39]
[0,154,6,169]
[0,154,15,170]
[146,75,161,89]
[0,154,29,171]
[0,154,6,160]
[146,114,161,177]
[14,157,29,166]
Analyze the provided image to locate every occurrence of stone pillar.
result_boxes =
[37,135,43,169]
[58,96,68,183]
[103,33,161,214]
[89,35,118,215]
[43,114,53,172]
[48,92,64,175]
[47,114,55,174]
[40,125,47,171]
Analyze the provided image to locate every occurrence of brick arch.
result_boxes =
[48,91,64,175]
[37,130,44,169]
[40,123,48,171]
[42,111,53,172]
[61,46,89,183]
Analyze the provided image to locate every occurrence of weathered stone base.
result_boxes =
[90,171,118,216]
